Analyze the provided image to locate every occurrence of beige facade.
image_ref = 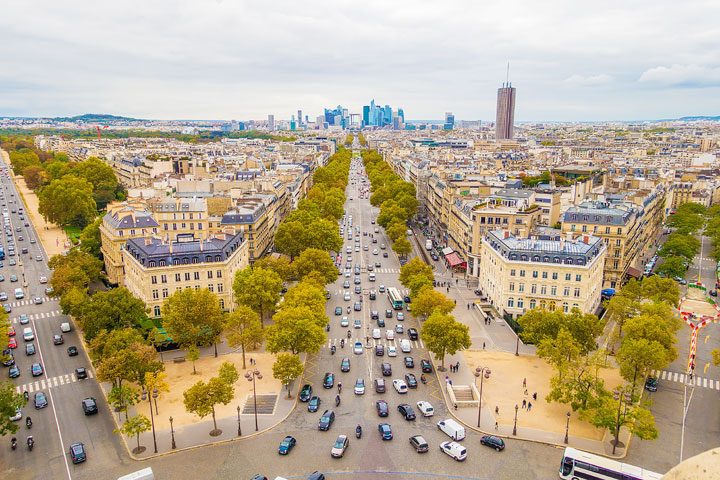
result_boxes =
[146,197,211,240]
[122,232,249,317]
[479,230,606,319]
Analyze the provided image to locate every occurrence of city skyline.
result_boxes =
[1,1,719,121]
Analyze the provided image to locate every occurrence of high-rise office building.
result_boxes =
[362,105,370,126]
[267,114,275,131]
[297,109,303,126]
[495,82,516,140]
[444,112,455,130]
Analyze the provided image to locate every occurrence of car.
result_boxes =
[343,280,350,289]
[354,276,361,285]
[323,372,335,389]
[385,309,393,318]
[480,435,505,451]
[343,291,351,301]
[370,310,379,320]
[22,328,33,341]
[30,238,36,244]
[353,318,361,329]
[711,289,718,297]
[375,344,385,356]
[25,343,35,356]
[308,396,321,412]
[398,403,416,420]
[300,384,313,402]
[353,341,363,355]
[378,423,393,440]
[278,435,297,455]
[7,325,15,337]
[405,373,418,389]
[354,378,365,395]
[377,318,385,328]
[66,345,79,357]
[367,264,374,271]
[372,328,381,339]
[397,312,405,321]
[33,297,42,305]
[3,304,11,313]
[8,259,16,266]
[393,379,408,394]
[0,275,3,282]
[82,397,98,415]
[404,356,414,368]
[8,364,20,378]
[355,246,360,252]
[18,314,28,325]
[645,376,658,392]
[408,328,419,340]
[354,285,361,294]
[374,378,386,393]
[45,287,54,295]
[379,285,386,293]
[34,391,48,409]
[334,307,343,316]
[385,330,394,340]
[344,270,351,278]
[416,400,435,417]
[31,363,43,376]
[387,345,397,357]
[75,367,88,380]
[318,410,335,431]
[330,434,349,458]
[39,276,48,284]
[432,253,440,261]
[369,290,376,300]
[353,302,362,311]
[383,252,389,258]
[53,334,64,345]
[376,400,389,417]
[409,435,430,453]
[440,441,467,461]
[340,316,349,327]
[10,407,22,422]
[381,363,392,376]
[341,357,351,372]
[375,262,381,267]
[2,349,14,366]
[8,337,17,349]
[421,359,432,373]
[404,296,411,304]
[9,275,17,282]
[69,442,86,464]
[0,292,6,301]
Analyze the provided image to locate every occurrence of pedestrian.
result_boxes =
[522,399,527,409]
[454,404,458,411]
[524,388,528,396]
[454,299,457,305]
[495,406,499,415]
[482,342,486,350]
[522,378,527,388]
[532,392,537,401]
[449,379,452,386]
[446,287,450,293]
[249,357,254,365]
[456,278,458,285]
[528,402,532,411]
[456,362,460,371]
[494,421,498,430]
[445,375,449,383]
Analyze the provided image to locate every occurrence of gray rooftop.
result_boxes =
[125,232,245,267]
[104,209,159,230]
[486,230,605,265]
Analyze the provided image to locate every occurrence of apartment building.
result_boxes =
[220,197,274,263]
[479,230,606,319]
[146,197,211,240]
[122,232,248,317]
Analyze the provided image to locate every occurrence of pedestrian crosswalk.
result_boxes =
[327,337,424,350]
[332,288,410,296]
[8,297,54,307]
[15,370,94,394]
[11,310,62,323]
[373,268,399,274]
[651,370,720,390]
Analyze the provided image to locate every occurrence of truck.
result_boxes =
[117,468,154,480]
[425,239,433,251]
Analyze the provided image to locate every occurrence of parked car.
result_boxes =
[421,359,432,373]
[480,435,505,451]
[397,403,416,420]
[409,435,429,453]
[440,441,467,461]
[416,400,435,417]
[378,423,393,440]
[381,363,392,376]
[405,373,418,389]
[318,410,335,431]
[278,435,296,455]
[393,379,408,394]
[374,378,386,393]
[300,384,313,402]
[308,396,321,413]
[376,400,389,417]
[330,435,349,458]
[645,376,658,392]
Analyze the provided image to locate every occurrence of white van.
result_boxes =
[117,468,154,480]
[60,322,71,333]
[440,441,467,461]
[437,418,466,441]
[14,288,24,299]
[400,339,411,353]
[369,273,376,282]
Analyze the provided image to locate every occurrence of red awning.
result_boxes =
[446,252,464,267]
[626,266,642,279]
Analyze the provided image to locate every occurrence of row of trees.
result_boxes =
[1,309,26,435]
[655,202,706,279]
[274,148,351,259]
[362,149,417,258]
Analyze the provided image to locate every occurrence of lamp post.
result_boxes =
[513,404,519,436]
[245,369,263,431]
[141,387,158,454]
[515,335,520,356]
[153,388,159,416]
[612,388,632,454]
[473,367,491,428]
[169,416,176,450]
[564,412,571,444]
[236,405,242,437]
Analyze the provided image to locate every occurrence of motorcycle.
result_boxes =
[347,330,351,339]
[26,416,32,429]
[11,437,17,450]
[23,391,29,401]
[420,374,427,385]
[340,339,345,348]
[330,345,336,355]
[335,395,341,407]
[355,425,362,439]
[27,436,33,451]
[325,324,330,332]
[347,306,351,314]
[337,383,342,394]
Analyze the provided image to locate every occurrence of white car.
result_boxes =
[341,316,349,327]
[385,330,394,340]
[22,327,34,342]
[344,291,351,301]
[39,276,47,284]
[440,441,467,461]
[355,246,360,252]
[392,379,408,394]
[387,345,398,357]
[416,401,435,417]
[372,328,381,340]
[373,249,379,255]
[346,247,352,253]
[354,378,365,395]
[353,341,363,355]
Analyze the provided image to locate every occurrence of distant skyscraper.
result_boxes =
[397,108,405,123]
[297,109,303,126]
[444,112,455,130]
[267,114,275,131]
[362,105,370,126]
[495,82,516,140]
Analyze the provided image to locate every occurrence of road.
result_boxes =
[0,160,124,480]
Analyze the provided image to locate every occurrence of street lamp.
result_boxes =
[564,412,571,444]
[612,388,632,454]
[153,388,159,416]
[473,367,491,428]
[141,387,158,454]
[513,404,519,436]
[236,405,242,437]
[169,416,176,450]
[245,369,263,431]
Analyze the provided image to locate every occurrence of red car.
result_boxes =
[8,326,15,337]
[8,337,17,349]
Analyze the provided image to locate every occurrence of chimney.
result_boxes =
[566,231,573,241]
[503,230,510,239]
[144,238,152,246]
[199,238,203,251]
[168,239,173,254]
[582,235,589,244]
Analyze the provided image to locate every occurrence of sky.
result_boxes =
[1,0,719,121]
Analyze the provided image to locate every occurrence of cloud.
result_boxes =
[638,64,720,87]
[563,74,613,85]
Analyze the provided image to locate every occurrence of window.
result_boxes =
[217,283,224,293]
[208,271,213,279]
[532,271,538,278]
[151,276,157,285]
[529,299,536,309]
[552,272,558,280]
[175,273,181,282]
[576,275,582,282]
[581,225,587,233]
[217,270,222,278]
[181,223,186,229]
[573,303,579,309]
[518,284,525,292]
[192,257,199,264]
[509,282,515,292]
[517,298,524,309]
[615,239,621,246]
[149,261,156,268]
[152,289,159,300]
[565,273,571,281]
[617,227,622,234]
[563,287,570,296]
[551,286,557,296]
[185,273,191,281]
[194,285,200,290]
[574,288,581,297]
[153,306,161,317]
[508,298,514,307]
[605,226,610,234]
[162,288,169,298]
[520,270,526,277]
[161,275,167,283]
[208,284,214,292]
[542,271,548,279]
[510,269,516,277]
[194,272,200,280]
[571,224,576,231]
[531,284,537,294]
[159,260,166,267]
[613,260,619,269]
[540,285,547,295]
[219,299,225,310]
[563,302,569,313]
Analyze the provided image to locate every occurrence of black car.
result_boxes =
[377,318,385,328]
[300,384,313,402]
[381,363,392,376]
[376,400,389,417]
[307,472,325,480]
[2,349,15,366]
[8,364,20,378]
[318,410,335,431]
[323,372,335,389]
[75,367,88,380]
[375,345,385,356]
[397,403,416,420]
[82,397,98,415]
[67,346,78,357]
[408,328,419,340]
[385,309,393,318]
[69,443,86,464]
[374,378,386,393]
[53,334,64,345]
[405,373,418,389]
[370,311,379,320]
[340,357,351,372]
[403,296,411,304]
[421,359,432,373]
[480,435,505,451]
[404,356,414,368]
[308,396,321,413]
[644,377,658,392]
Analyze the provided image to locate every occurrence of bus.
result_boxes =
[559,447,662,480]
[0,247,4,260]
[387,287,404,310]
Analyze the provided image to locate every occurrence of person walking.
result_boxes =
[532,392,537,401]
[522,378,527,388]
[527,402,532,411]
[522,399,527,409]
[494,421,498,430]
[482,342,486,350]
[495,406,499,415]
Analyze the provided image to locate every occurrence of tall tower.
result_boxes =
[495,65,516,140]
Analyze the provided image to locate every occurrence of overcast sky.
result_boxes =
[1,0,719,121]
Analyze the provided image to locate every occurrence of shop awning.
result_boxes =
[441,247,454,256]
[626,266,642,279]
[446,252,465,267]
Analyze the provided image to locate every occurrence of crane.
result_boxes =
[95,125,108,140]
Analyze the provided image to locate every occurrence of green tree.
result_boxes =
[252,255,295,282]
[225,306,264,369]
[616,337,670,393]
[49,249,104,296]
[272,353,304,398]
[294,248,337,284]
[266,306,326,354]
[421,311,471,369]
[412,286,454,319]
[183,374,234,436]
[74,287,147,341]
[386,222,407,242]
[143,371,170,414]
[399,257,433,287]
[233,266,283,323]
[107,385,140,421]
[657,233,700,260]
[273,221,306,259]
[38,175,97,227]
[546,350,608,411]
[163,288,225,356]
[218,361,239,385]
[306,218,342,253]
[22,165,49,190]
[9,148,40,175]
[604,295,637,338]
[283,280,327,314]
[94,333,162,392]
[655,256,688,280]
[377,202,408,228]
[72,157,119,210]
[518,308,604,354]
[536,328,582,381]
[0,381,26,435]
[187,345,200,375]
[640,275,680,306]
[79,217,103,258]
[115,414,151,454]
[392,237,412,257]
[583,390,658,453]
